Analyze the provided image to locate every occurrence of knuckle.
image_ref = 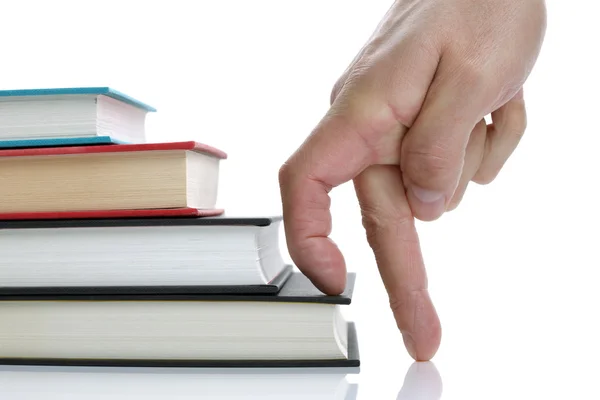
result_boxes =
[388,296,406,316]
[360,209,384,250]
[360,205,385,237]
[278,162,294,186]
[459,59,487,86]
[360,204,413,248]
[330,78,345,105]
[502,104,528,138]
[472,168,498,185]
[510,126,526,141]
[446,197,461,211]
[360,204,411,232]
[521,115,528,133]
[388,288,428,321]
[512,117,527,138]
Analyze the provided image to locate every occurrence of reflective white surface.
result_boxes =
[0,364,439,400]
[0,366,358,399]
[2,357,596,399]
[2,356,596,399]
[0,1,598,399]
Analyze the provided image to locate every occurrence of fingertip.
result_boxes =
[405,322,442,362]
[310,267,347,296]
[291,237,347,296]
[393,289,442,361]
[402,333,418,360]
[412,324,442,361]
[412,294,442,361]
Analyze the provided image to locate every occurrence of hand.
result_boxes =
[279,0,546,360]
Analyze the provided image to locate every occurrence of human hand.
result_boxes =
[279,0,546,360]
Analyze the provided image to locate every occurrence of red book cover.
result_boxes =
[0,141,228,159]
[0,208,224,221]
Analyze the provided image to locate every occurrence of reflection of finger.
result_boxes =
[354,165,441,361]
[447,118,487,211]
[473,88,527,184]
[396,362,443,400]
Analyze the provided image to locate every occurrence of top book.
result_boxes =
[0,87,156,146]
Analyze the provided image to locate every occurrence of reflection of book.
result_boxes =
[0,273,358,367]
[0,366,358,400]
[0,87,155,147]
[0,141,227,214]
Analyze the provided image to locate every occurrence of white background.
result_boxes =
[0,1,598,398]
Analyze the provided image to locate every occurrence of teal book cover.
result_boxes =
[0,136,127,149]
[0,87,156,112]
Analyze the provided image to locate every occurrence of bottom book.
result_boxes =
[0,273,359,368]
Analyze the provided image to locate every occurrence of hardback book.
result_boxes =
[0,216,291,295]
[0,207,224,221]
[0,141,227,215]
[0,366,358,400]
[0,87,155,146]
[0,136,125,149]
[0,273,359,368]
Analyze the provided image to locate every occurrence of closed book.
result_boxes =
[0,141,227,214]
[0,87,155,145]
[0,273,359,368]
[0,207,224,221]
[0,216,289,295]
[0,136,125,149]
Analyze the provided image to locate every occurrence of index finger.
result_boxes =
[353,164,441,360]
[278,88,395,295]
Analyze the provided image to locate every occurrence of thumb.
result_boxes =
[400,60,497,221]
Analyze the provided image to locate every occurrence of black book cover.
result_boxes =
[0,266,293,297]
[0,272,356,305]
[0,216,292,296]
[0,272,360,368]
[0,322,360,369]
[0,215,283,229]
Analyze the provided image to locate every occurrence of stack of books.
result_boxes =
[0,87,359,368]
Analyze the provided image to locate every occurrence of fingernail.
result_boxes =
[402,333,417,360]
[410,186,444,204]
